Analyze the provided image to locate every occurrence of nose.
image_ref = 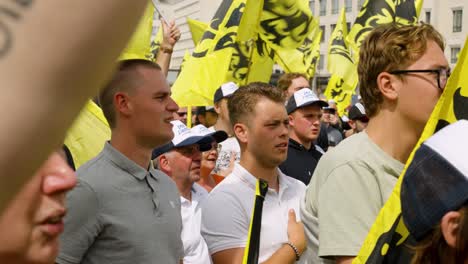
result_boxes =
[168,96,179,113]
[192,149,202,161]
[42,153,77,195]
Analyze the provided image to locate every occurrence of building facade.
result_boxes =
[154,0,468,86]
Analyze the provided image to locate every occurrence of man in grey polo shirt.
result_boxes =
[57,59,183,264]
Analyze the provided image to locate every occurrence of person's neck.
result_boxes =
[110,128,154,170]
[214,118,233,136]
[289,133,312,150]
[197,175,216,192]
[178,181,192,201]
[366,109,424,164]
[239,152,280,192]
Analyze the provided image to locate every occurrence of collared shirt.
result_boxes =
[57,142,183,264]
[201,163,306,263]
[279,138,323,185]
[180,183,212,264]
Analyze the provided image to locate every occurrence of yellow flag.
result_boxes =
[64,100,111,169]
[171,0,245,106]
[354,36,468,264]
[225,39,275,84]
[327,8,358,88]
[324,75,354,116]
[347,0,423,62]
[150,26,163,61]
[259,0,316,51]
[187,18,209,45]
[274,19,320,78]
[307,29,322,78]
[119,2,155,61]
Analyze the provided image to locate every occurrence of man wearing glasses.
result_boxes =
[301,23,449,264]
[154,120,227,264]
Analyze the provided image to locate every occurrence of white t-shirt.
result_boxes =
[180,184,212,264]
[201,163,306,263]
[208,126,240,174]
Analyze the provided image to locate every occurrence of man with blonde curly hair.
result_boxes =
[301,23,450,264]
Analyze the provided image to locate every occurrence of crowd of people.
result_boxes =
[0,3,466,264]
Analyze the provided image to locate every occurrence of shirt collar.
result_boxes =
[103,142,153,181]
[235,163,291,195]
[289,138,315,152]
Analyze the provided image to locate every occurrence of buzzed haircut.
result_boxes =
[277,72,309,93]
[358,23,445,117]
[228,82,285,127]
[98,59,162,128]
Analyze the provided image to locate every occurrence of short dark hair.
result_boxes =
[98,59,161,128]
[228,82,285,127]
[277,72,309,93]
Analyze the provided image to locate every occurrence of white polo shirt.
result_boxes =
[180,183,212,264]
[201,163,306,263]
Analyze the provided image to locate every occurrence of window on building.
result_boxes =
[358,0,365,10]
[345,0,352,12]
[347,22,351,32]
[451,47,461,64]
[425,11,431,24]
[319,55,325,70]
[310,0,316,15]
[320,0,327,15]
[320,25,325,43]
[330,24,336,33]
[332,0,339,14]
[453,9,463,32]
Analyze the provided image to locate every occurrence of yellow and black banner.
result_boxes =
[347,0,423,61]
[354,37,468,264]
[243,179,269,264]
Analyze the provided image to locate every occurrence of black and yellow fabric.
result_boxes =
[325,8,356,116]
[242,179,269,264]
[171,0,244,107]
[353,36,468,264]
[347,0,423,62]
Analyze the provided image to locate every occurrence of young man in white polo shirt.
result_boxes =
[154,120,228,264]
[201,82,307,264]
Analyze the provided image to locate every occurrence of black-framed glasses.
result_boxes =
[388,68,451,90]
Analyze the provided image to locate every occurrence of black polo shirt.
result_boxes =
[279,138,323,185]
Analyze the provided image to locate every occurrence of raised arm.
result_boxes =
[0,0,147,211]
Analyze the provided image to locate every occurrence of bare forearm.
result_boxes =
[261,244,297,264]
[155,51,172,76]
[0,0,147,211]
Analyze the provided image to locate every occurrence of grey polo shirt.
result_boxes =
[57,142,183,264]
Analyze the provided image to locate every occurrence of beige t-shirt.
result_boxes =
[300,132,404,263]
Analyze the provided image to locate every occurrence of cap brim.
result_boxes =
[288,100,329,114]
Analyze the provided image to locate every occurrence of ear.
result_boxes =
[158,154,172,175]
[114,92,132,116]
[288,114,295,127]
[376,72,399,101]
[348,120,356,129]
[233,123,248,144]
[440,211,461,248]
[214,102,222,115]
